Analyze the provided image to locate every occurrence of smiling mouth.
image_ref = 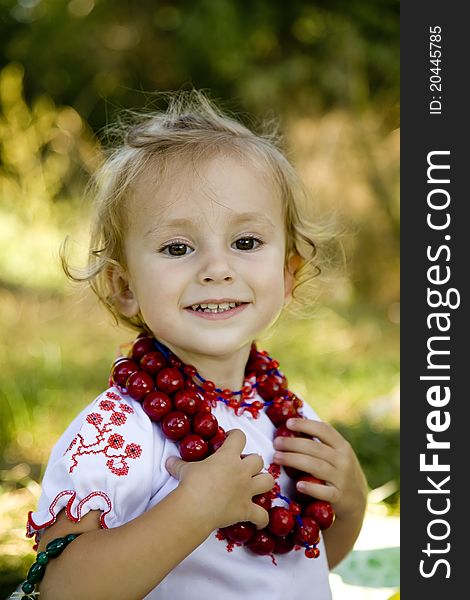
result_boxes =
[186,301,247,314]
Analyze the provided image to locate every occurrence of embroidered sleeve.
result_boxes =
[26,388,157,549]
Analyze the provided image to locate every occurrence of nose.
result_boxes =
[197,248,234,284]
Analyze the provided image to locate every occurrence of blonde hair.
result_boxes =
[62,90,336,332]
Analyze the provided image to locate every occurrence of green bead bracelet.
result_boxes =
[12,533,81,599]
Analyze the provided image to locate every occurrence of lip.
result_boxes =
[184,303,250,320]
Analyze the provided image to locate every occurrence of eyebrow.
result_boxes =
[145,212,276,237]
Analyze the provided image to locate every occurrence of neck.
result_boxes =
[157,339,252,391]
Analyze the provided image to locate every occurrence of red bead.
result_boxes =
[268,506,295,536]
[113,356,129,366]
[223,522,255,544]
[131,337,155,361]
[126,371,154,401]
[142,391,172,422]
[295,474,326,503]
[173,390,201,416]
[252,493,272,511]
[284,466,304,479]
[183,365,197,376]
[221,388,233,399]
[112,359,139,386]
[199,400,213,413]
[242,385,253,395]
[274,423,300,438]
[304,500,335,530]
[156,367,184,394]
[294,517,320,546]
[168,355,182,368]
[266,399,297,427]
[270,359,280,369]
[192,412,218,439]
[140,351,167,375]
[161,411,190,441]
[179,434,209,461]
[257,374,286,400]
[251,401,264,411]
[288,501,301,515]
[202,380,216,392]
[245,529,276,555]
[305,547,320,559]
[204,390,218,404]
[209,427,227,452]
[273,534,295,554]
[245,354,271,377]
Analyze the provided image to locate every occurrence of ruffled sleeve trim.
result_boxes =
[27,489,112,534]
[26,489,112,549]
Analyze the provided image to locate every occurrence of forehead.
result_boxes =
[127,153,284,234]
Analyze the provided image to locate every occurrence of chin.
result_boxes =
[192,339,249,357]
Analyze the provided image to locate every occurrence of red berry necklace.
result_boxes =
[110,335,335,561]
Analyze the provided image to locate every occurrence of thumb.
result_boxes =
[165,455,186,480]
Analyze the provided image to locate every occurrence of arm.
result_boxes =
[37,429,275,600]
[272,418,368,569]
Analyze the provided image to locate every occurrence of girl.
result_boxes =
[22,92,367,600]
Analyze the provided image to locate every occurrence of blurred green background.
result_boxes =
[0,0,399,597]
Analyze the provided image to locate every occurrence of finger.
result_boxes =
[251,472,276,496]
[249,503,270,530]
[165,456,187,480]
[219,429,247,454]
[273,451,335,483]
[273,436,336,467]
[241,453,265,475]
[296,479,340,503]
[286,418,346,449]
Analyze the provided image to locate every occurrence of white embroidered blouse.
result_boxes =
[27,385,332,600]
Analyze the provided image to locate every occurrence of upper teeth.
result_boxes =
[190,302,242,312]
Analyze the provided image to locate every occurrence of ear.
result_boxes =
[107,264,140,318]
[284,253,303,303]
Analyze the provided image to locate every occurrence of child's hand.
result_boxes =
[273,418,368,520]
[166,429,275,531]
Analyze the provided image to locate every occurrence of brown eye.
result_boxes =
[233,237,262,251]
[161,243,192,256]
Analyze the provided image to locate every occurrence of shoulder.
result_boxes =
[27,386,166,546]
[47,387,156,475]
[65,387,153,475]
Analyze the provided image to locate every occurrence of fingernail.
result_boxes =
[286,419,296,428]
[297,481,306,490]
[273,451,283,461]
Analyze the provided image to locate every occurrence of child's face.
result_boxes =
[113,154,295,359]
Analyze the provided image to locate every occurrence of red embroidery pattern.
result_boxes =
[66,392,142,477]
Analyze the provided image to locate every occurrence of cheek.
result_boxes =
[250,259,287,301]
